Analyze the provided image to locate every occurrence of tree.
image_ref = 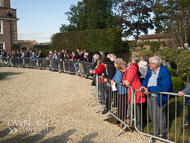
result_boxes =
[153,0,190,48]
[176,50,190,84]
[137,49,154,60]
[116,0,154,39]
[60,0,124,32]
[157,47,172,66]
[169,48,185,74]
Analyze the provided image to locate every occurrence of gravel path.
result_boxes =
[0,67,152,143]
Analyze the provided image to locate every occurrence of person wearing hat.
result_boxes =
[102,58,116,114]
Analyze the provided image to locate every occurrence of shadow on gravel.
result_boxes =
[78,132,99,143]
[0,127,55,143]
[39,129,76,143]
[0,72,22,80]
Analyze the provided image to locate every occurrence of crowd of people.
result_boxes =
[1,43,190,141]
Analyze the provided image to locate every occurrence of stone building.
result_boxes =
[0,0,19,55]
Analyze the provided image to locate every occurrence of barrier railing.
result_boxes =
[79,62,94,78]
[134,90,190,143]
[63,60,79,74]
[93,75,135,135]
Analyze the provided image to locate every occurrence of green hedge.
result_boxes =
[51,28,123,53]
[168,68,177,77]
[171,76,184,93]
[137,49,154,59]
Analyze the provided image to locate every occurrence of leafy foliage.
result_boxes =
[11,44,19,50]
[169,48,185,63]
[116,0,154,39]
[137,49,154,59]
[157,47,172,61]
[131,40,166,53]
[60,0,124,32]
[51,28,122,53]
[168,68,177,77]
[153,0,190,47]
[176,50,190,77]
[171,76,184,93]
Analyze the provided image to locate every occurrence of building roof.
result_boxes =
[139,33,173,40]
[18,40,38,44]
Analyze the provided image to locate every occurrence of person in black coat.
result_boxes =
[102,58,116,114]
[36,51,44,68]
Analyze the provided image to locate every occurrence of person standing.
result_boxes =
[138,55,148,83]
[140,56,173,139]
[102,58,116,114]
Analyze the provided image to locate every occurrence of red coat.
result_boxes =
[95,64,105,83]
[122,65,146,104]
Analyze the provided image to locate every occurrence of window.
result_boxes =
[0,20,3,34]
[0,43,4,55]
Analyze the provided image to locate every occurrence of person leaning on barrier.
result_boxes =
[74,50,83,74]
[140,56,173,139]
[90,58,106,103]
[178,83,190,124]
[111,58,128,128]
[102,58,116,114]
[31,52,37,69]
[117,61,146,130]
[36,50,44,69]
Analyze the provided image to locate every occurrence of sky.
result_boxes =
[11,0,155,43]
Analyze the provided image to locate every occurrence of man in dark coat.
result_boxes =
[102,58,116,114]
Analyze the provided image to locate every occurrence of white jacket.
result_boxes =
[138,61,148,78]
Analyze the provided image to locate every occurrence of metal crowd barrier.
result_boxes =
[92,75,135,135]
[63,60,79,74]
[134,90,190,143]
[79,62,94,78]
[0,57,11,67]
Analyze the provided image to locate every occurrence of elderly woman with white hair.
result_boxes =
[140,56,173,139]
[111,58,127,128]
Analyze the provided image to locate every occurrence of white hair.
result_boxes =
[115,58,123,64]
[84,52,89,56]
[106,54,111,59]
[93,54,99,59]
[184,43,189,47]
[132,57,138,62]
[110,55,117,61]
[149,56,162,67]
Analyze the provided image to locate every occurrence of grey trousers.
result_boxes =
[148,95,167,135]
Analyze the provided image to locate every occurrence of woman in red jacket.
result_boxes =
[117,61,146,130]
[90,58,105,103]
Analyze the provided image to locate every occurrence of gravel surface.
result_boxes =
[0,67,156,143]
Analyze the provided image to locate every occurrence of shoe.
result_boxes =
[159,133,167,139]
[102,108,108,114]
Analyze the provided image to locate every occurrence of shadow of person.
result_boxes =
[0,72,23,80]
[0,121,2,125]
[39,129,76,143]
[78,132,99,143]
[1,127,55,143]
[0,125,18,138]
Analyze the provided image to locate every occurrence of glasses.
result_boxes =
[149,63,155,65]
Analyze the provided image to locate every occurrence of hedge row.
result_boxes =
[51,28,123,53]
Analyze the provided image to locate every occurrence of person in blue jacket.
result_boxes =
[140,56,173,139]
[111,58,127,128]
[178,84,190,124]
